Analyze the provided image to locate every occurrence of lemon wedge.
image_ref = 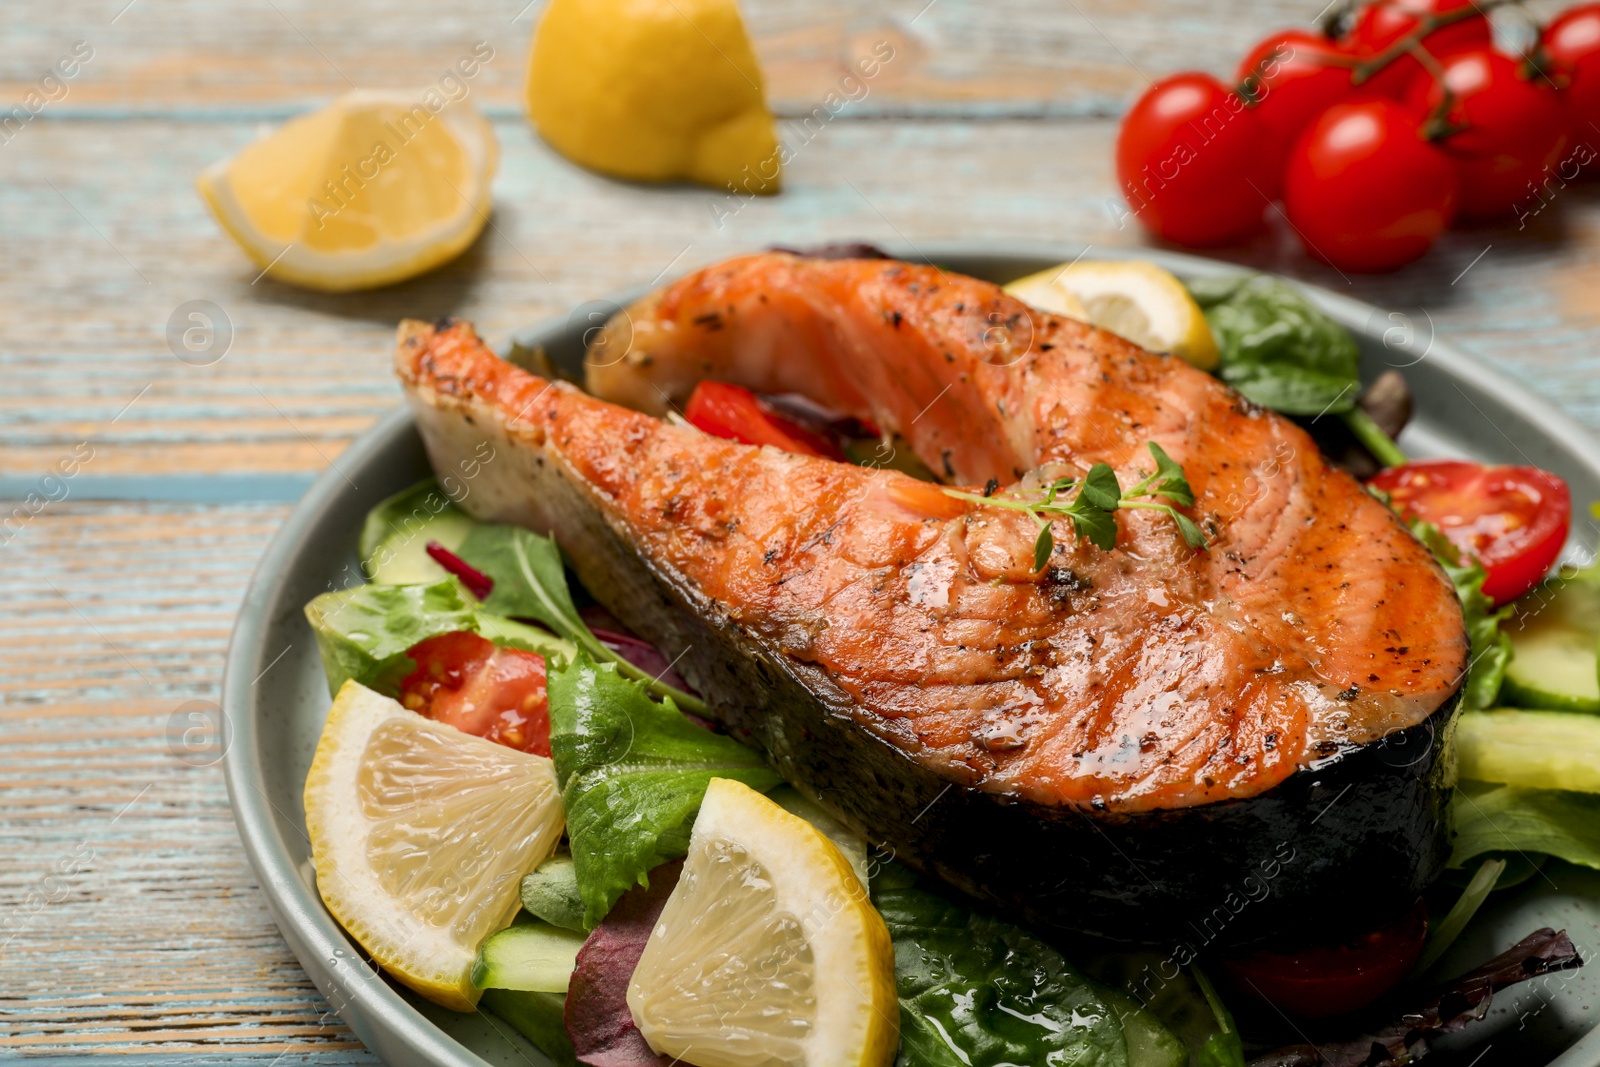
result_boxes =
[627,778,898,1067]
[1006,260,1219,370]
[197,90,497,292]
[525,0,779,193]
[303,681,564,1011]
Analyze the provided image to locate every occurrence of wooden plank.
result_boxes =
[4,113,1600,486]
[1,1,1569,117]
[0,502,384,1057]
[0,0,1358,118]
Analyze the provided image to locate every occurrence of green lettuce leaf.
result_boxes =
[547,650,780,928]
[304,578,573,696]
[453,523,709,715]
[1189,274,1361,417]
[1451,782,1600,871]
[1409,520,1513,710]
[457,523,589,643]
[874,881,1182,1067]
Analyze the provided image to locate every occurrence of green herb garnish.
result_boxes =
[943,442,1206,568]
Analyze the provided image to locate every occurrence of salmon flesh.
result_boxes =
[396,253,1465,944]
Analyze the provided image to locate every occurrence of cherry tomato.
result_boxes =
[1219,899,1427,1018]
[1115,72,1271,247]
[1235,30,1359,158]
[400,631,551,756]
[1405,48,1569,223]
[1368,459,1571,604]
[684,380,845,459]
[1346,0,1492,99]
[1283,98,1457,272]
[1542,4,1600,173]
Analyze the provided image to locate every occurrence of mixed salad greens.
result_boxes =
[302,263,1600,1067]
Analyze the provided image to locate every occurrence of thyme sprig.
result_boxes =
[943,442,1207,570]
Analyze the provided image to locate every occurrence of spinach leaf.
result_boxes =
[547,650,780,928]
[1451,782,1600,871]
[874,883,1181,1067]
[304,578,573,696]
[1189,274,1361,417]
[1082,953,1242,1067]
[455,523,710,715]
[1410,520,1513,710]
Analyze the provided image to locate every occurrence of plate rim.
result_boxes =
[221,245,1600,1067]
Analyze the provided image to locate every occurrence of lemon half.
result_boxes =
[198,90,497,292]
[304,681,565,1011]
[1006,260,1219,370]
[627,778,898,1067]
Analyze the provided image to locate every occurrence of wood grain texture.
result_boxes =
[0,503,381,1058]
[5,0,1600,1060]
[0,0,1392,117]
[5,113,1600,484]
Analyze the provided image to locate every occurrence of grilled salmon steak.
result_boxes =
[396,252,1466,943]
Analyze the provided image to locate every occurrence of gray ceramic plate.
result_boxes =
[222,248,1600,1067]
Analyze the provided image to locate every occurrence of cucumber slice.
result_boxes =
[471,920,587,993]
[369,512,477,585]
[520,855,585,932]
[359,478,479,583]
[1501,576,1600,713]
[479,988,576,1067]
[1101,988,1187,1067]
[1458,709,1600,793]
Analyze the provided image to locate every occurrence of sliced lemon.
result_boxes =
[1004,267,1089,320]
[1006,260,1220,370]
[303,681,564,1011]
[525,0,779,193]
[627,778,898,1067]
[197,90,497,292]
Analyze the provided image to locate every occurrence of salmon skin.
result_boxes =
[396,253,1466,944]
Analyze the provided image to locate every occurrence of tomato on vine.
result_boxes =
[1346,0,1493,99]
[1542,4,1600,172]
[1405,48,1570,222]
[1115,72,1272,246]
[1236,29,1359,155]
[1283,98,1457,272]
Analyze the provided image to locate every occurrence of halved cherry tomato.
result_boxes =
[1368,459,1571,604]
[1219,899,1427,1018]
[399,631,551,756]
[684,380,845,460]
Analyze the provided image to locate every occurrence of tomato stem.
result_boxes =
[1349,0,1513,90]
[1340,407,1409,469]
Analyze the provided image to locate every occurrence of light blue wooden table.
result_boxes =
[2,0,1597,1060]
